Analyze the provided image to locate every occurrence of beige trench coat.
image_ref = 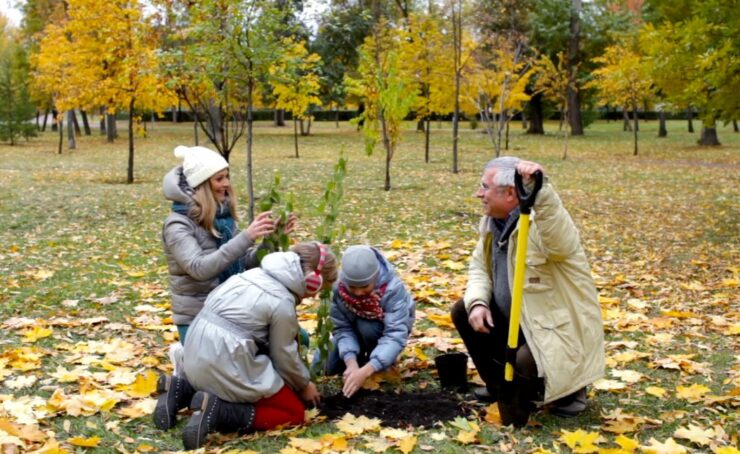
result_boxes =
[464,183,605,403]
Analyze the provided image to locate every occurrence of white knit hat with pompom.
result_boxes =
[173,145,228,188]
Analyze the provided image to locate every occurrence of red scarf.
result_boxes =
[338,282,388,321]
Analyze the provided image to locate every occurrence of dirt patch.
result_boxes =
[320,390,472,428]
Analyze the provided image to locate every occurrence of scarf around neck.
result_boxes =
[338,282,388,321]
[172,201,244,283]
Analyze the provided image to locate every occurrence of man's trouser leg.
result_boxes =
[450,299,506,393]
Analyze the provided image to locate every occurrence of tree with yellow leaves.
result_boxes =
[32,0,175,182]
[269,37,322,159]
[347,15,417,191]
[463,37,534,157]
[400,10,455,164]
[532,51,573,159]
[587,39,653,156]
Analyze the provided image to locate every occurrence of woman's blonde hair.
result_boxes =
[189,178,238,237]
[291,242,339,287]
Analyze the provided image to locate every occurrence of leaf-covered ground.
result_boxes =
[0,120,738,453]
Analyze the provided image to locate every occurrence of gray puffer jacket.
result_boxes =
[162,166,259,325]
[182,251,311,403]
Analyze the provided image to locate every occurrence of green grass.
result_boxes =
[0,118,738,453]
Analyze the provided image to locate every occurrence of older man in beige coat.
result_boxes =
[451,157,604,426]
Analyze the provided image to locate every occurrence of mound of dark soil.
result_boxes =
[320,390,472,428]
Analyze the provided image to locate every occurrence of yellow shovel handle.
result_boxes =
[504,212,531,382]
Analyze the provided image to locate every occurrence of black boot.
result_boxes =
[153,374,195,430]
[182,392,255,450]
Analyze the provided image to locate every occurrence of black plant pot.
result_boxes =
[434,352,468,390]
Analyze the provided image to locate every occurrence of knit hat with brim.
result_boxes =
[340,246,379,287]
[174,145,229,188]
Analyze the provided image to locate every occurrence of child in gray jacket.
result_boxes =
[322,245,415,398]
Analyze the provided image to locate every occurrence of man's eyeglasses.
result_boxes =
[478,182,502,192]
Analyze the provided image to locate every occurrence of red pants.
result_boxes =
[253,385,305,430]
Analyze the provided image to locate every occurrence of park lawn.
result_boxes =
[0,119,738,453]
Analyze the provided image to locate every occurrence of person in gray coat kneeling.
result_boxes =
[158,242,337,450]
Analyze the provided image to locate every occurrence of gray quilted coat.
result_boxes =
[182,251,311,403]
[162,166,259,325]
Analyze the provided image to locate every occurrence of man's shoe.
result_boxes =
[473,386,497,403]
[182,391,220,450]
[153,374,195,430]
[550,387,587,418]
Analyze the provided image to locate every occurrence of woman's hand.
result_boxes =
[244,211,275,241]
[282,213,298,234]
[342,363,375,398]
[300,382,321,407]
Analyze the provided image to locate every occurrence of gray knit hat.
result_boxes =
[340,246,379,287]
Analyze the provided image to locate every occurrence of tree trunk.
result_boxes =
[658,110,667,137]
[41,109,49,132]
[51,109,58,132]
[274,109,285,127]
[105,113,117,142]
[521,110,527,130]
[559,109,564,131]
[36,111,41,130]
[632,105,638,156]
[71,110,81,135]
[99,107,106,134]
[698,127,720,146]
[293,117,299,158]
[733,120,738,132]
[527,94,544,135]
[451,0,461,174]
[207,101,223,148]
[246,74,255,222]
[80,110,91,135]
[127,98,135,184]
[335,106,340,128]
[633,110,639,132]
[58,115,63,154]
[380,115,392,190]
[306,117,312,135]
[416,118,425,132]
[505,119,510,150]
[66,110,76,150]
[424,117,430,163]
[687,108,694,133]
[562,110,570,161]
[567,0,584,135]
[623,109,631,131]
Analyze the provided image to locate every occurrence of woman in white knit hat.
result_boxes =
[153,145,294,431]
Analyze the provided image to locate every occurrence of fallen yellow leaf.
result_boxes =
[645,386,667,398]
[640,437,687,454]
[675,383,710,402]
[68,436,101,447]
[559,429,601,453]
[22,326,53,343]
[335,413,381,436]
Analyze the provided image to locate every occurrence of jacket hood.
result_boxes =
[262,251,306,298]
[371,247,394,287]
[163,166,192,204]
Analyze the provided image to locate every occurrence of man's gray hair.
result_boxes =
[484,156,520,187]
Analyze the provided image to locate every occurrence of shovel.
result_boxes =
[498,169,543,426]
